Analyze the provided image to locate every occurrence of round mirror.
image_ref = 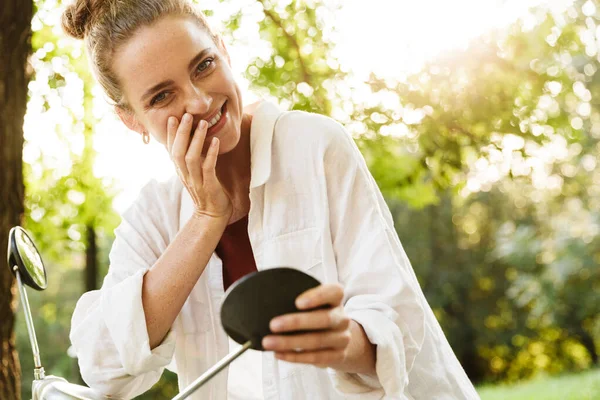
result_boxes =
[220,267,323,350]
[8,226,47,290]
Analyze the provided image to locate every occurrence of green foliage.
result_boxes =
[24,0,120,261]
[387,0,600,383]
[245,0,345,115]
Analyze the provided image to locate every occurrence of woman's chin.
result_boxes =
[219,136,240,155]
[210,128,240,155]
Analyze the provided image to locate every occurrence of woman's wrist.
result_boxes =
[190,208,231,229]
[332,320,377,376]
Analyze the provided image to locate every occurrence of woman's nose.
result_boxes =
[185,84,213,116]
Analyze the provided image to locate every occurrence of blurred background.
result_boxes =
[2,0,599,399]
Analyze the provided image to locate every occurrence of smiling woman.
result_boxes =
[61,0,480,399]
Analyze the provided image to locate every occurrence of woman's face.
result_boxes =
[113,15,243,154]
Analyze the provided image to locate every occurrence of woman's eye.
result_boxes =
[196,58,215,74]
[150,92,168,106]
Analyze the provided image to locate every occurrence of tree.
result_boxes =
[0,1,34,398]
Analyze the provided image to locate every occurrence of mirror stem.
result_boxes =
[14,267,45,380]
[172,340,252,400]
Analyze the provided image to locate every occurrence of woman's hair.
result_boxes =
[61,0,218,108]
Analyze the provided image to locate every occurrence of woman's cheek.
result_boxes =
[152,114,173,146]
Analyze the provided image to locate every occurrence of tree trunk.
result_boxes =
[0,0,33,398]
[85,225,99,292]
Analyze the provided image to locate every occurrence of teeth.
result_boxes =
[207,110,222,128]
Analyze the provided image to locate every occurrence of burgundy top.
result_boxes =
[215,215,258,291]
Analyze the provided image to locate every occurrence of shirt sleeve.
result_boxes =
[322,123,427,398]
[69,180,179,399]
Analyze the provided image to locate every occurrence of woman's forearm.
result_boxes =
[142,214,228,349]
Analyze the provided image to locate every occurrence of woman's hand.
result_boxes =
[167,113,232,221]
[262,283,352,368]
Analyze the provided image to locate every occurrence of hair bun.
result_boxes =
[61,0,103,40]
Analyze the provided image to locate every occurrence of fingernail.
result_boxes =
[183,113,191,122]
[297,297,310,309]
[211,137,218,147]
[262,337,276,348]
[270,319,284,331]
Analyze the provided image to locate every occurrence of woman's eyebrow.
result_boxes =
[188,47,214,72]
[141,80,175,103]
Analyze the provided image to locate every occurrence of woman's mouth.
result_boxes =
[207,106,223,129]
[206,102,228,136]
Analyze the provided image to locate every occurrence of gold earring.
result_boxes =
[142,132,150,144]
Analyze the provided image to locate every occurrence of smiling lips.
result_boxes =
[207,105,224,129]
[189,102,228,138]
[205,102,228,136]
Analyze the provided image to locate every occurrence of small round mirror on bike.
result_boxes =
[8,226,47,290]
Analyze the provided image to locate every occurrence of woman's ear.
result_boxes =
[115,106,145,135]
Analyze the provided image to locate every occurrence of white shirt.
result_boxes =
[227,338,263,399]
[69,101,480,400]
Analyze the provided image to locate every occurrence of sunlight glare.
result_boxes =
[335,0,575,79]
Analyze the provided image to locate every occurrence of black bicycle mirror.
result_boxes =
[221,267,322,350]
[8,226,47,291]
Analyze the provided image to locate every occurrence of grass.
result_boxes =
[477,369,600,400]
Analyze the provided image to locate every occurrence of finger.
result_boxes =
[172,113,194,179]
[274,348,346,367]
[262,329,351,352]
[270,307,350,333]
[296,283,344,310]
[186,120,209,184]
[202,137,220,186]
[166,116,178,154]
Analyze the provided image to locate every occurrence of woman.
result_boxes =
[62,0,480,399]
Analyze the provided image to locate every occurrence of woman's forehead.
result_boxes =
[113,16,215,96]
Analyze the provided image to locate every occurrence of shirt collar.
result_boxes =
[249,100,283,189]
